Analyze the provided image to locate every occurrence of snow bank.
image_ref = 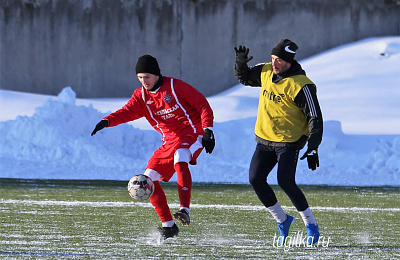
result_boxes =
[1,87,399,186]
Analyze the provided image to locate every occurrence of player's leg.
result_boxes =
[249,143,279,209]
[276,146,320,245]
[148,180,174,224]
[249,143,294,245]
[172,135,204,226]
[173,148,192,226]
[300,207,320,245]
[174,148,192,209]
[144,167,179,239]
[276,147,308,210]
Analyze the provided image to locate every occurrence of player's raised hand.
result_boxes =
[234,45,253,66]
[91,119,109,136]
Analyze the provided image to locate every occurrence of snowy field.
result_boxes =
[0,36,399,186]
[1,180,399,259]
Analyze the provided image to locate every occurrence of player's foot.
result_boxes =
[158,223,179,240]
[173,209,190,226]
[276,215,295,246]
[306,224,320,245]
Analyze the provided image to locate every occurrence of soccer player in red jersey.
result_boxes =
[91,55,215,239]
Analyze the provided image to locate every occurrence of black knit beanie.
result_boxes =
[135,55,161,76]
[271,39,298,63]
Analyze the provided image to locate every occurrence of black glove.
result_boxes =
[300,149,319,171]
[234,45,253,66]
[202,128,215,154]
[91,119,109,136]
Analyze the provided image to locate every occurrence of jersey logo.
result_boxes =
[163,93,172,103]
[146,100,154,105]
[262,89,285,103]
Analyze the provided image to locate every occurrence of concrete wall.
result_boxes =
[1,0,399,98]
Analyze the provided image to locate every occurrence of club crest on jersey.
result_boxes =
[163,93,172,103]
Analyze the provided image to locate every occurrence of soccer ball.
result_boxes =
[127,174,155,201]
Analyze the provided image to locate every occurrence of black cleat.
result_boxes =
[158,223,179,240]
[173,209,190,226]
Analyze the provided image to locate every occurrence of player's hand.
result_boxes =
[91,119,109,136]
[234,45,253,66]
[202,128,215,154]
[300,149,319,171]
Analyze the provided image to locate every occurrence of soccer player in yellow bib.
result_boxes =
[234,39,323,246]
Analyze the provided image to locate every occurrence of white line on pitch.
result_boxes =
[1,199,399,212]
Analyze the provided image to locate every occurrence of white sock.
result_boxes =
[299,207,317,226]
[180,207,190,215]
[267,202,287,223]
[162,220,175,228]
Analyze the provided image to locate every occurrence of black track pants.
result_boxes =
[248,143,309,211]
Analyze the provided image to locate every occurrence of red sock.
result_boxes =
[149,181,172,223]
[174,162,192,208]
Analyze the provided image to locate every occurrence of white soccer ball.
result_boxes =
[127,174,155,201]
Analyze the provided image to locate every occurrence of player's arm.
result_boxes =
[176,79,214,130]
[175,79,215,153]
[233,45,263,87]
[103,93,145,127]
[185,86,215,154]
[91,90,145,136]
[295,84,323,151]
[234,63,263,87]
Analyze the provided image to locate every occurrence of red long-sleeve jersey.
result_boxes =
[104,77,214,144]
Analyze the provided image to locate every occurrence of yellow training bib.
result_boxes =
[255,63,314,142]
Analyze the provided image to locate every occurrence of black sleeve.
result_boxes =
[294,84,323,150]
[233,63,263,87]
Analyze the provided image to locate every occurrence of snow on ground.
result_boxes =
[0,36,399,186]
